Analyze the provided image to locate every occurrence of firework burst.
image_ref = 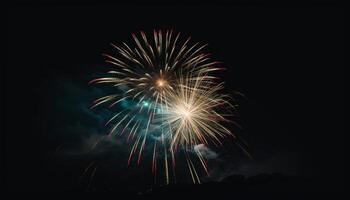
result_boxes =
[89,30,239,184]
[153,72,236,183]
[89,30,221,111]
[158,72,235,151]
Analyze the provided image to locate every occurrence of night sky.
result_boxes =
[4,1,344,193]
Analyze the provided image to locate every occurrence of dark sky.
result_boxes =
[4,1,344,192]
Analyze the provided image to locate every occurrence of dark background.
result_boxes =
[4,0,344,193]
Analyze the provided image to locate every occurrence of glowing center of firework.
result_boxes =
[176,104,192,119]
[156,79,166,87]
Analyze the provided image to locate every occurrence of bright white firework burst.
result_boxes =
[90,30,241,184]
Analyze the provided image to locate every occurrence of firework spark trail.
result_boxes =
[90,30,240,184]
